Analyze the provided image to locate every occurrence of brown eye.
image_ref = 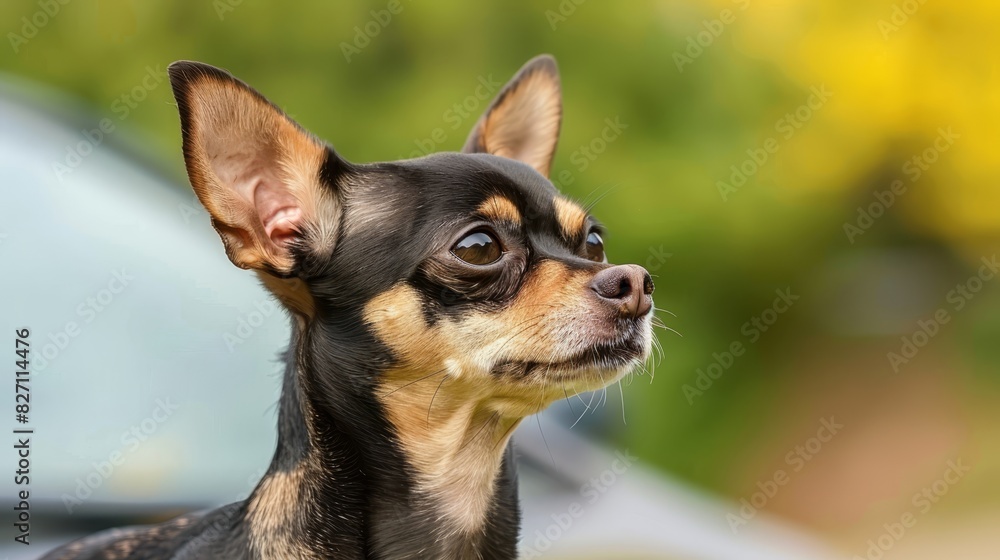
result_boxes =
[586,231,606,263]
[452,230,503,265]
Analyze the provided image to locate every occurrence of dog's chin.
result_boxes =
[492,322,653,393]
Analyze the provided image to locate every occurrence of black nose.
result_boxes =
[590,264,654,318]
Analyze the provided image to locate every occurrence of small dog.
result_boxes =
[44,55,654,560]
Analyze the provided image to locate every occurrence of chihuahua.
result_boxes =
[43,54,654,560]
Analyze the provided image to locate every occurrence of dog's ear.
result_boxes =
[168,61,341,274]
[463,54,562,178]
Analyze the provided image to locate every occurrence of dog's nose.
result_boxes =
[590,264,654,318]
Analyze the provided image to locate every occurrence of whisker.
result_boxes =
[488,302,571,362]
[618,380,627,425]
[652,336,664,369]
[653,323,683,338]
[583,183,622,213]
[488,317,548,364]
[594,365,609,411]
[426,374,449,424]
[493,419,521,452]
[570,390,599,429]
[536,412,556,468]
[383,367,447,396]
[462,411,501,452]
[459,411,501,454]
[580,181,618,208]
[561,376,576,415]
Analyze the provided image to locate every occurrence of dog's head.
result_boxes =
[168,55,653,423]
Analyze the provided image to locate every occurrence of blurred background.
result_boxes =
[1,0,998,558]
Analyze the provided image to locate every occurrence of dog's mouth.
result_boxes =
[491,321,652,381]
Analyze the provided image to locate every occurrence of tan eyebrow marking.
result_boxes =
[553,197,587,239]
[477,195,522,224]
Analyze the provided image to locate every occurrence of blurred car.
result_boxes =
[0,75,836,560]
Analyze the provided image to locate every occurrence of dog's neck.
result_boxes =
[244,320,522,559]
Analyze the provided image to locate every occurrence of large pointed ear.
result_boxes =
[462,55,562,177]
[168,61,341,275]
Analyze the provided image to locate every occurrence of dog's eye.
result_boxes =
[585,231,606,263]
[452,230,503,265]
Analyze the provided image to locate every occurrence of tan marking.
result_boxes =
[177,70,339,274]
[378,368,526,536]
[465,57,562,177]
[365,286,539,536]
[244,351,324,560]
[476,195,522,224]
[256,272,315,319]
[247,466,321,559]
[553,197,587,240]
[363,259,650,537]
